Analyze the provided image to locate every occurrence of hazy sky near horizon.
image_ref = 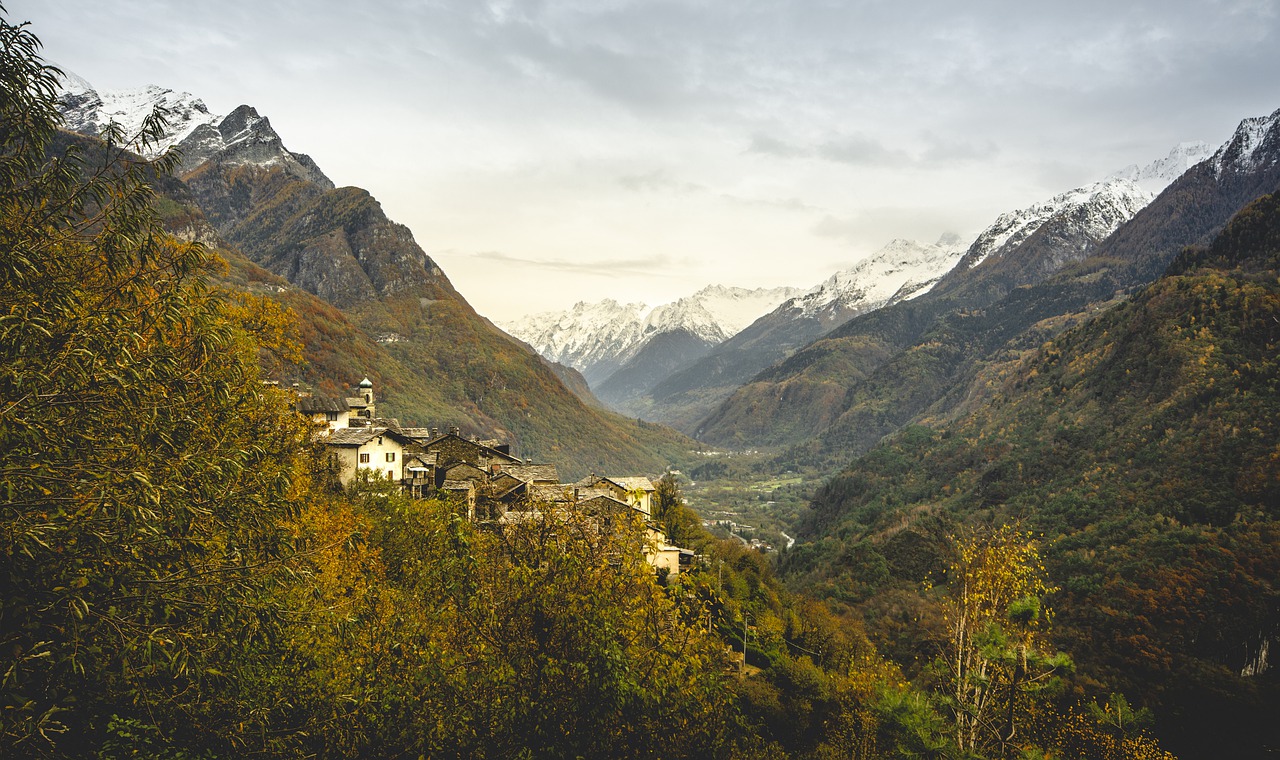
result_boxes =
[10,0,1280,322]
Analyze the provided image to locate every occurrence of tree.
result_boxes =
[938,524,1070,757]
[653,471,700,547]
[0,13,313,756]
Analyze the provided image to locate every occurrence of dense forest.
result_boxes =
[0,11,1260,759]
[785,191,1280,757]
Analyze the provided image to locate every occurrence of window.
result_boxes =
[325,411,339,422]
[388,469,395,480]
[386,452,396,463]
[359,453,370,464]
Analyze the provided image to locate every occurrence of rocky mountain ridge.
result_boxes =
[1108,140,1214,195]
[501,285,800,386]
[694,131,1262,451]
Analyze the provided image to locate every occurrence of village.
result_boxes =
[295,378,694,577]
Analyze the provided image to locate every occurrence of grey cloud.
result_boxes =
[751,132,991,168]
[720,194,826,214]
[470,250,667,278]
[617,170,703,194]
[749,132,910,166]
[748,133,809,158]
[921,134,1000,164]
[816,135,912,167]
[813,208,975,248]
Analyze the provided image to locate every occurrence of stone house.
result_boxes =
[297,394,351,433]
[576,475,656,518]
[327,427,415,485]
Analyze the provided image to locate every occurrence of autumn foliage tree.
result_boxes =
[938,524,1070,757]
[0,13,312,756]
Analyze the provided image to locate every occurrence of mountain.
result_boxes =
[787,191,1280,759]
[635,234,971,429]
[1108,140,1215,195]
[55,72,696,478]
[592,328,720,411]
[694,130,1267,455]
[504,299,649,386]
[502,285,800,388]
[55,70,220,155]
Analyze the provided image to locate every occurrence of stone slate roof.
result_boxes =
[326,428,382,447]
[530,483,575,504]
[500,464,559,483]
[326,428,411,447]
[576,486,615,502]
[490,479,527,501]
[297,395,347,414]
[441,479,475,492]
[444,462,487,481]
[404,451,438,469]
[578,494,644,519]
[609,476,655,492]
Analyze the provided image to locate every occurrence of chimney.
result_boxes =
[430,427,439,437]
[449,426,460,436]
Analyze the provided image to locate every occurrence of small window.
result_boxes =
[325,411,339,422]
[386,452,396,463]
[388,469,395,480]
[359,453,370,464]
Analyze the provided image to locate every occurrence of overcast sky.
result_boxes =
[10,0,1280,322]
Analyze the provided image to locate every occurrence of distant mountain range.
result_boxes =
[698,109,1278,462]
[505,142,1215,433]
[54,72,695,478]
[501,285,800,386]
[503,234,976,426]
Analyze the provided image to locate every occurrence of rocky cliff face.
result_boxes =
[175,104,333,185]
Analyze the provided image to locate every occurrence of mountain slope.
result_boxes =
[503,285,799,389]
[593,328,717,411]
[695,127,1277,457]
[634,235,970,430]
[56,73,695,477]
[789,191,1280,759]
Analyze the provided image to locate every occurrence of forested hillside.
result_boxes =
[786,192,1280,758]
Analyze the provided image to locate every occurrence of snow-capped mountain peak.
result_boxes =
[55,69,333,188]
[55,67,220,157]
[1212,107,1280,177]
[958,178,1152,272]
[1109,141,1214,195]
[502,286,799,383]
[643,285,803,343]
[780,233,971,322]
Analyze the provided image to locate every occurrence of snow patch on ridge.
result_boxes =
[1109,141,1214,196]
[960,179,1152,271]
[55,67,220,157]
[1212,107,1280,177]
[781,233,971,321]
[502,285,800,377]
